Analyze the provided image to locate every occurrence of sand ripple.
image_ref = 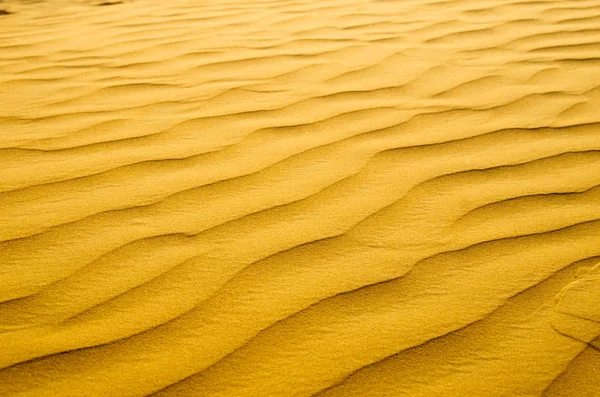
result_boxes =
[0,0,599,396]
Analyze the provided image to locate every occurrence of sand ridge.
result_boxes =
[0,0,599,396]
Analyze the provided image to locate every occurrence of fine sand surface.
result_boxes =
[1,0,600,395]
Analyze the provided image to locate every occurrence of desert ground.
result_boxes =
[0,0,599,395]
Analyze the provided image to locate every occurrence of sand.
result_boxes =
[0,0,599,395]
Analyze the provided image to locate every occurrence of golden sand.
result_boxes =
[0,0,599,395]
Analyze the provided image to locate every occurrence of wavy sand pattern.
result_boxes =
[1,0,600,395]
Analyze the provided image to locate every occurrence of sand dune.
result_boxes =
[1,0,599,395]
